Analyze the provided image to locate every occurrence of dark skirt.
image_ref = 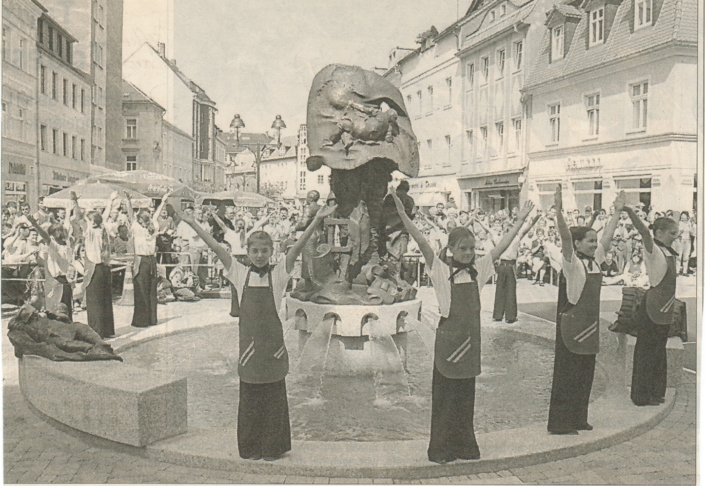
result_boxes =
[86,264,115,338]
[427,366,480,462]
[547,322,596,432]
[238,379,291,459]
[493,262,517,321]
[132,257,158,328]
[631,304,669,405]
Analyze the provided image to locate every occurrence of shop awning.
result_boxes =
[458,171,522,191]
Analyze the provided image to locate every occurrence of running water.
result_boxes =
[296,315,336,403]
[367,317,412,407]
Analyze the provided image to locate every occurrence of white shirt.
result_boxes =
[223,228,247,256]
[499,238,520,261]
[46,239,72,278]
[84,226,111,264]
[132,221,157,256]
[176,220,209,249]
[429,253,495,321]
[643,244,668,287]
[563,245,606,305]
[225,258,292,313]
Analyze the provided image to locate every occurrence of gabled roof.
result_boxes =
[219,132,274,154]
[524,0,697,89]
[460,1,535,53]
[121,79,165,111]
[146,43,215,105]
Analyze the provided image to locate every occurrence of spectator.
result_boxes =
[677,211,694,275]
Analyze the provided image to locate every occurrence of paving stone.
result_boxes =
[329,478,360,484]
[372,479,394,484]
[285,476,318,484]
[312,478,330,484]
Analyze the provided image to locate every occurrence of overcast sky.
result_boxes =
[124,0,472,137]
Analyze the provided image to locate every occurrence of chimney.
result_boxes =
[157,42,166,57]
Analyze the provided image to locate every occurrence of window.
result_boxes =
[480,126,488,155]
[490,10,496,21]
[17,108,24,140]
[630,81,648,130]
[574,180,603,211]
[57,34,62,57]
[549,103,561,143]
[537,182,561,209]
[416,90,422,115]
[62,132,68,156]
[495,122,504,153]
[426,139,433,150]
[2,27,7,62]
[80,139,85,161]
[497,49,505,78]
[444,135,452,166]
[40,125,47,151]
[63,78,68,105]
[299,171,306,191]
[126,118,137,139]
[512,118,522,151]
[467,62,475,88]
[317,174,324,185]
[72,84,77,109]
[52,72,57,100]
[406,94,412,109]
[48,26,53,51]
[614,177,651,208]
[40,65,46,94]
[590,8,604,45]
[465,130,474,160]
[586,93,600,136]
[66,40,71,64]
[52,129,58,154]
[500,4,506,15]
[552,26,564,60]
[126,155,137,171]
[18,38,25,70]
[445,78,452,107]
[481,57,489,83]
[635,0,652,27]
[71,136,77,159]
[80,89,85,112]
[427,85,434,114]
[514,41,523,70]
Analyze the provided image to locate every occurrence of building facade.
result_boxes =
[122,42,220,192]
[385,25,464,209]
[455,0,554,212]
[522,0,698,213]
[2,0,44,205]
[36,12,92,196]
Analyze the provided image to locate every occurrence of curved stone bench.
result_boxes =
[18,355,187,447]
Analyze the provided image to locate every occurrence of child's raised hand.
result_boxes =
[518,200,535,220]
[613,191,626,212]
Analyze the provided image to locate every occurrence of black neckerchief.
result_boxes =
[654,239,678,257]
[576,250,597,271]
[250,264,270,278]
[449,259,477,282]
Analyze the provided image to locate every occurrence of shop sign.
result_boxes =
[53,171,67,182]
[409,180,438,192]
[565,156,602,171]
[8,162,26,175]
[484,177,511,186]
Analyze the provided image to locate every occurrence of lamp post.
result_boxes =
[271,114,286,147]
[230,114,245,147]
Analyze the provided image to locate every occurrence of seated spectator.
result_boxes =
[600,251,622,285]
[111,225,131,256]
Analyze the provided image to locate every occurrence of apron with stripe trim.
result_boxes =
[434,275,481,379]
[237,269,289,384]
[644,249,677,325]
[558,260,602,355]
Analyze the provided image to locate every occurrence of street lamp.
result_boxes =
[230,114,245,147]
[271,115,286,147]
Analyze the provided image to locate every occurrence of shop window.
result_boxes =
[614,177,651,209]
[4,182,27,204]
[635,0,652,28]
[573,180,603,212]
[590,7,605,46]
[514,41,523,70]
[630,81,648,130]
[537,182,561,210]
[552,25,564,61]
[126,155,137,171]
[549,103,561,143]
[586,93,600,137]
[496,49,505,79]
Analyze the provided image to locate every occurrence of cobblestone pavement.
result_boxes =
[3,371,695,484]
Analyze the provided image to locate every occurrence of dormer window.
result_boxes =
[500,4,506,15]
[490,10,496,21]
[635,0,652,28]
[589,7,605,45]
[552,25,565,60]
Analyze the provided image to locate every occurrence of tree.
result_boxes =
[259,182,284,200]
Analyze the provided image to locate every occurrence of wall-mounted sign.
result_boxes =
[484,177,511,186]
[565,156,602,171]
[53,171,67,181]
[8,162,26,175]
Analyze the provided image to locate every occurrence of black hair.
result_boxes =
[652,217,677,234]
[439,227,475,264]
[569,226,597,247]
[397,180,410,192]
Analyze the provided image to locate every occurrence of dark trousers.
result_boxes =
[85,264,115,338]
[238,379,291,459]
[547,325,596,432]
[132,257,158,328]
[493,261,517,321]
[631,306,669,405]
[54,275,73,322]
[427,366,480,462]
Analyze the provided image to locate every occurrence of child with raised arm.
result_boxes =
[175,202,337,461]
[547,187,624,434]
[623,207,680,406]
[390,184,534,463]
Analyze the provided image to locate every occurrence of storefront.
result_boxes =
[2,154,34,205]
[406,174,461,208]
[39,166,87,197]
[457,171,523,213]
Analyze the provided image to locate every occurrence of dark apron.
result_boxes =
[238,269,289,384]
[644,250,677,325]
[558,260,602,355]
[434,274,481,379]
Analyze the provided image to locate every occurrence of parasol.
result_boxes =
[199,190,273,208]
[43,182,151,209]
[83,170,200,200]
